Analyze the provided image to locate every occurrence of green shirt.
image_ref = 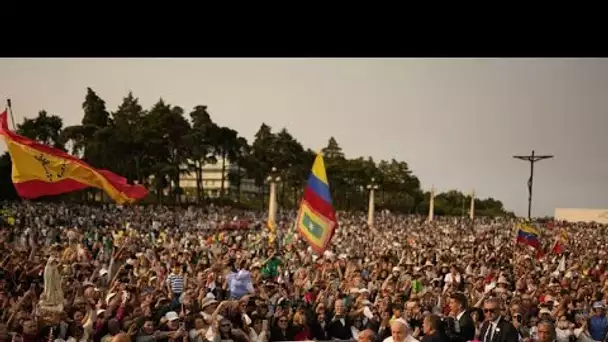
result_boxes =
[262,258,281,278]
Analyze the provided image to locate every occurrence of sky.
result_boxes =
[1,58,607,217]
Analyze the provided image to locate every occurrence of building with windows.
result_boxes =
[179,160,260,200]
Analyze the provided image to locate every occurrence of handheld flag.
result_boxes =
[296,153,337,253]
[551,229,568,254]
[516,222,541,248]
[0,110,148,204]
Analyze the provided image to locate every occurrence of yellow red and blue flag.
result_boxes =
[296,153,337,253]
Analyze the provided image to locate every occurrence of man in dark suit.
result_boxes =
[447,292,475,342]
[326,299,353,340]
[479,298,519,342]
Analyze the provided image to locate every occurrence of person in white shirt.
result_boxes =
[383,318,420,342]
[555,315,575,342]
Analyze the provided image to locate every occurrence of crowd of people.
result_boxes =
[0,201,607,342]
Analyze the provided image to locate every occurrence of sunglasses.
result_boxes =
[483,308,497,313]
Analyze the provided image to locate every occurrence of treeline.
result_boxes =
[0,88,513,216]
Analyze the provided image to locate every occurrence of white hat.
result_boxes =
[392,266,402,273]
[497,276,509,285]
[97,309,106,315]
[593,301,605,309]
[359,288,370,294]
[539,308,552,315]
[165,311,179,321]
[201,297,218,308]
[99,268,109,276]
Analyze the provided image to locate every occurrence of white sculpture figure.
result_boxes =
[38,256,64,313]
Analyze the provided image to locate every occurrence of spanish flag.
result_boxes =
[0,110,147,204]
[296,153,337,253]
[516,222,541,248]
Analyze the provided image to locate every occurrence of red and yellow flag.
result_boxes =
[0,110,148,204]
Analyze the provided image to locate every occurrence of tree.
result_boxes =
[248,123,277,206]
[209,125,239,199]
[63,87,111,165]
[187,105,217,204]
[322,137,344,159]
[17,110,65,149]
[273,128,305,206]
[227,136,250,203]
[0,89,514,216]
[144,99,192,203]
[110,92,147,183]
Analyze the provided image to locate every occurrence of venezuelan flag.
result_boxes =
[296,153,337,253]
[516,222,541,248]
[0,110,147,204]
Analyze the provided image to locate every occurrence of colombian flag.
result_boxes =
[516,222,541,248]
[296,153,337,253]
[0,110,148,204]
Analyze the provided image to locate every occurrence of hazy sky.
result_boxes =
[1,58,607,217]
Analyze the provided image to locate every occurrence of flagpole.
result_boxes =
[428,185,435,222]
[6,99,16,130]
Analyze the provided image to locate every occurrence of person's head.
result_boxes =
[277,315,289,330]
[292,312,307,326]
[556,315,570,330]
[218,318,232,336]
[390,319,409,342]
[111,332,132,342]
[335,299,345,316]
[470,308,482,324]
[537,320,556,342]
[483,298,500,322]
[357,329,375,342]
[593,302,605,316]
[405,300,420,318]
[539,307,552,321]
[353,316,363,329]
[449,292,467,315]
[142,320,155,335]
[67,323,84,339]
[107,318,121,335]
[252,317,263,333]
[392,303,403,318]
[317,312,326,323]
[423,314,441,336]
[21,320,36,336]
[166,314,179,331]
[190,316,204,330]
[510,303,520,316]
[72,310,85,326]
